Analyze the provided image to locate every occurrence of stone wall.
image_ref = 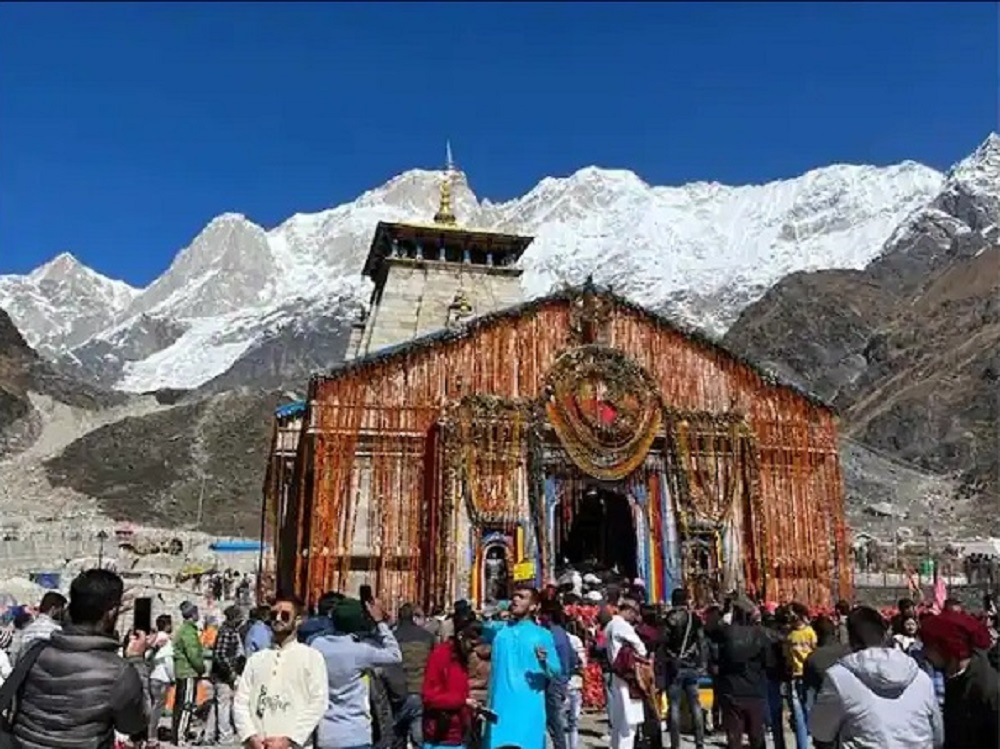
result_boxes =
[360,259,523,355]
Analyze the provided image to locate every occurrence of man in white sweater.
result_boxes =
[234,594,328,749]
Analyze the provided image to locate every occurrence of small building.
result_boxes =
[263,156,851,609]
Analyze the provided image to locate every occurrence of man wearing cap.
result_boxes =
[920,610,998,749]
[311,596,403,749]
[172,600,206,744]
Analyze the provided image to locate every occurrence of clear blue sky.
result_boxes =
[1,2,996,287]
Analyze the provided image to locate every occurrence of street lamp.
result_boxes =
[96,530,109,569]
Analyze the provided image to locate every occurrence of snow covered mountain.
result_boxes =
[0,253,138,355]
[0,150,959,392]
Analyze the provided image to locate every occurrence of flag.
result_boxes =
[931,577,948,613]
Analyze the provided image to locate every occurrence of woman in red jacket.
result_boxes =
[422,616,483,748]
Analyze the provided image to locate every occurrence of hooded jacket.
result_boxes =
[809,647,944,749]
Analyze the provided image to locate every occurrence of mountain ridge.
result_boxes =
[1,154,948,391]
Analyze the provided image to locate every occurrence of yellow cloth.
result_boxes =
[785,625,817,678]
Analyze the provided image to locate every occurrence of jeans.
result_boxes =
[564,687,583,749]
[148,679,169,741]
[393,693,423,749]
[545,679,568,749]
[765,680,786,749]
[665,668,704,749]
[786,678,809,749]
[204,680,236,742]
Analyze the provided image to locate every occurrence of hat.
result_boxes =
[180,601,199,621]
[920,611,992,662]
[331,598,369,636]
[585,590,603,602]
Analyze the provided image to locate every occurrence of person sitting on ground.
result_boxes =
[809,605,943,749]
[9,568,149,748]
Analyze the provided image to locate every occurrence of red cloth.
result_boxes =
[920,610,992,661]
[421,641,472,746]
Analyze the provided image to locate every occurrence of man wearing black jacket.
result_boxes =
[662,588,707,749]
[9,569,149,749]
[390,603,436,749]
[710,598,772,749]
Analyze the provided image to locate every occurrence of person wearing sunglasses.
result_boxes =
[234,594,329,749]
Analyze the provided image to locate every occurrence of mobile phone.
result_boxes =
[476,706,499,724]
[359,584,373,605]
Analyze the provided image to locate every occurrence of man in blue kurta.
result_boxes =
[485,585,563,749]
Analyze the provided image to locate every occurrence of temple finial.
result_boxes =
[433,140,458,226]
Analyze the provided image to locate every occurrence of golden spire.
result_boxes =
[433,140,458,226]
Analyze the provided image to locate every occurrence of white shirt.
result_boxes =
[233,636,328,748]
[567,632,587,691]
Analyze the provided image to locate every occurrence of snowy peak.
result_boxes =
[880,133,1000,261]
[7,139,996,393]
[933,132,1000,232]
[0,252,138,353]
[127,212,277,319]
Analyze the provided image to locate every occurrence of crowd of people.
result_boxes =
[0,568,997,749]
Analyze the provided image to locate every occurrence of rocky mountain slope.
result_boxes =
[0,308,125,455]
[725,134,1000,536]
[0,307,281,536]
[2,158,943,392]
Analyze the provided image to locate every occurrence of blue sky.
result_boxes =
[1,2,996,287]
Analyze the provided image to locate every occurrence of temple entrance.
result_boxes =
[681,526,724,604]
[558,486,638,581]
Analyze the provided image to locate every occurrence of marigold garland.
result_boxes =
[543,346,662,481]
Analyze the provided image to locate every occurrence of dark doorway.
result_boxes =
[559,487,637,580]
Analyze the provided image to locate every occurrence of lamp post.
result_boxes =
[96,530,108,569]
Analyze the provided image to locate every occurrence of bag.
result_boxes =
[0,642,49,749]
[611,643,657,709]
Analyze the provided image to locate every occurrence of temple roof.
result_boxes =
[313,282,833,411]
[361,220,535,279]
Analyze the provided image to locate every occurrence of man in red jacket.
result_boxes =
[422,615,483,748]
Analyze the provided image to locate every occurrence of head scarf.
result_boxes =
[920,610,992,662]
[331,598,369,635]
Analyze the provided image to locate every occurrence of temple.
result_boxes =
[261,150,851,609]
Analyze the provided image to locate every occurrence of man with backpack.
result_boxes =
[662,588,707,749]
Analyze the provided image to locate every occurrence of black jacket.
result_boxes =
[942,651,999,749]
[662,608,707,673]
[712,623,773,699]
[393,620,436,696]
[802,642,851,695]
[12,625,148,749]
